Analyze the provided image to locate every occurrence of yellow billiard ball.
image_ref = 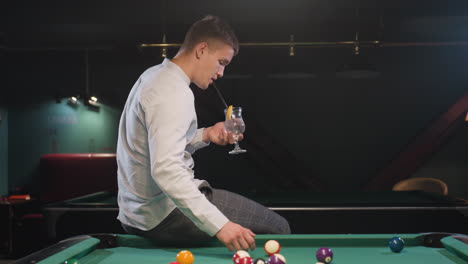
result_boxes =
[176,250,194,264]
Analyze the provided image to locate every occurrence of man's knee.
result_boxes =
[275,214,291,234]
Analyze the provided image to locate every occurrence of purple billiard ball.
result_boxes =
[268,253,286,264]
[316,247,333,263]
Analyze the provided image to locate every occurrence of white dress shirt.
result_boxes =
[116,59,229,236]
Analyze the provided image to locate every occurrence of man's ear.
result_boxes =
[195,42,208,59]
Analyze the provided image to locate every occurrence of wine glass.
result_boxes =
[224,107,247,154]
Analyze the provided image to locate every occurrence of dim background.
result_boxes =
[1,0,468,199]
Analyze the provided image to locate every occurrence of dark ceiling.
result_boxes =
[3,0,468,49]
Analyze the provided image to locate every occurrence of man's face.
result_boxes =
[193,42,235,89]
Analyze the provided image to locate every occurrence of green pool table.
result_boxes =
[16,233,468,264]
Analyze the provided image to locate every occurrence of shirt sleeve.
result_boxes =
[185,128,210,154]
[142,87,228,236]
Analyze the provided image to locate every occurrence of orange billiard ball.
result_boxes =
[176,250,194,264]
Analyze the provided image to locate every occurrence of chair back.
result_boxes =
[392,177,448,195]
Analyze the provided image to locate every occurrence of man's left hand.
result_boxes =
[203,122,243,145]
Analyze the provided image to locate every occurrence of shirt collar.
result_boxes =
[162,59,191,86]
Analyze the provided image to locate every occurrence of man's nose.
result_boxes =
[217,67,225,78]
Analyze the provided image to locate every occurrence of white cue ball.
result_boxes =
[264,240,281,255]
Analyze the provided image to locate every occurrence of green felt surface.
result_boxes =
[36,234,468,264]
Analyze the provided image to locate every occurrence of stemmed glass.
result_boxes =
[224,107,247,154]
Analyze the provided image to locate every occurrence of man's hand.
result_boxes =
[216,221,256,251]
[203,122,243,145]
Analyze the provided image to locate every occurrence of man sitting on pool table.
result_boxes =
[116,15,290,252]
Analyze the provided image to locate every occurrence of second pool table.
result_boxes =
[42,190,468,241]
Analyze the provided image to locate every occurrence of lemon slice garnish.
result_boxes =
[226,105,233,120]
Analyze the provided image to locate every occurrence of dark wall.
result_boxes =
[3,43,468,198]
[190,45,468,196]
[412,123,468,199]
[3,1,468,198]
[0,106,7,196]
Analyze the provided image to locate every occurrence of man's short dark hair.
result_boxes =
[181,15,239,55]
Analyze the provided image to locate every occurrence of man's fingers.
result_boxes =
[232,240,242,251]
[225,132,233,144]
[238,237,250,251]
[248,237,256,250]
[227,243,234,252]
[244,232,256,250]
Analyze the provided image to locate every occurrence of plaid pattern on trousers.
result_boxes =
[121,184,291,246]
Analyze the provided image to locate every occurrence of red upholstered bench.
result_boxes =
[40,153,117,203]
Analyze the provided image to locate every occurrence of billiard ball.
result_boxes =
[264,240,281,256]
[268,253,286,264]
[176,250,194,264]
[64,258,79,264]
[389,236,405,253]
[315,247,333,263]
[236,256,253,264]
[233,250,250,263]
[253,258,266,264]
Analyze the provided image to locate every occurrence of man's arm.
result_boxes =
[143,89,253,250]
[143,89,228,236]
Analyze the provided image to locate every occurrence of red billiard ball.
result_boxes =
[316,247,333,263]
[236,256,253,264]
[176,250,194,264]
[233,250,250,263]
[264,240,281,256]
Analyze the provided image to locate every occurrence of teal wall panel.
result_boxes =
[8,100,121,193]
[0,107,8,196]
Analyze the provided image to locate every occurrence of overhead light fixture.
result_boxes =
[336,7,379,79]
[161,34,167,58]
[68,96,79,104]
[88,96,98,105]
[335,44,379,79]
[289,35,295,56]
[67,95,80,108]
[84,49,100,110]
[336,22,380,79]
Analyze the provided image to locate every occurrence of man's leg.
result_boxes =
[121,185,290,246]
[121,207,214,247]
[209,189,291,234]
